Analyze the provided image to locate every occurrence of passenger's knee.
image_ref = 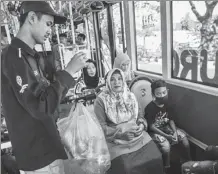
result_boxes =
[161,141,171,154]
[181,137,190,148]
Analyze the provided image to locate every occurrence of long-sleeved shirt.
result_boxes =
[1,38,76,171]
[94,97,151,160]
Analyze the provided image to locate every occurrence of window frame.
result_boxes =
[119,2,127,53]
[111,2,126,54]
[123,1,218,96]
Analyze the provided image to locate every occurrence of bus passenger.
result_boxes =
[77,59,104,93]
[76,33,86,46]
[94,68,164,174]
[1,1,87,173]
[52,33,68,71]
[113,53,135,85]
[83,59,101,89]
[144,79,191,169]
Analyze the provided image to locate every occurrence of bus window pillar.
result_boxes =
[107,4,117,66]
[160,1,172,80]
[93,12,103,78]
[123,1,137,71]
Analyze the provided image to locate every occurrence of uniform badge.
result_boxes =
[16,76,28,94]
[18,48,21,58]
[33,70,39,76]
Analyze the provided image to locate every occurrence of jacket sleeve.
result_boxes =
[2,48,76,120]
[94,97,121,142]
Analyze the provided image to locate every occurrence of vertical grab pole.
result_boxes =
[107,4,116,66]
[69,2,75,44]
[120,2,126,53]
[55,24,65,69]
[84,15,91,59]
[5,24,11,44]
[55,25,60,44]
[87,15,95,60]
[59,44,65,69]
[58,1,62,13]
[93,12,103,78]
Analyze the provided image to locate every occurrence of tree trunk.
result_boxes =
[189,1,218,60]
[200,19,217,60]
[199,19,216,50]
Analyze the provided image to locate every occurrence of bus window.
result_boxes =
[134,1,162,75]
[172,1,218,88]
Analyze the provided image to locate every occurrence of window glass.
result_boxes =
[134,1,162,74]
[172,1,218,87]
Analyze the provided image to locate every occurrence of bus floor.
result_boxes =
[166,144,191,174]
[63,159,182,174]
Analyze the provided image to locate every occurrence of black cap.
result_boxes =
[19,1,67,24]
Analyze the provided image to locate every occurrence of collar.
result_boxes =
[11,37,36,57]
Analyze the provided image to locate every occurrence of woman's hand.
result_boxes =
[119,132,135,141]
[134,124,144,137]
[165,134,178,144]
[166,134,174,141]
[172,132,178,144]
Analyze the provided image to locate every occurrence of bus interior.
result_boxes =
[1,1,218,174]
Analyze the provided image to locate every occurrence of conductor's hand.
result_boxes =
[134,124,144,137]
[65,52,87,76]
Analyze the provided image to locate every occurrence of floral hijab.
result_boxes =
[98,69,138,125]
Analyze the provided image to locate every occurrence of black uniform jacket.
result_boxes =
[1,38,75,171]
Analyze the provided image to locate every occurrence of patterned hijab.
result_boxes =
[113,53,132,81]
[98,68,138,124]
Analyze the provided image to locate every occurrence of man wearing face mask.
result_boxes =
[144,80,191,171]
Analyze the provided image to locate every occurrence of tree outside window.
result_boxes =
[172,1,218,87]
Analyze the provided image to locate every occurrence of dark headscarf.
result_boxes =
[83,59,99,89]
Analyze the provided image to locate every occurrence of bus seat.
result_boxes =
[129,76,153,116]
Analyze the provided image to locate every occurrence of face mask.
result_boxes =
[155,95,168,105]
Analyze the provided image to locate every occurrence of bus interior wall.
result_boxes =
[167,83,218,146]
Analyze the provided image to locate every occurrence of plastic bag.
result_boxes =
[57,103,111,174]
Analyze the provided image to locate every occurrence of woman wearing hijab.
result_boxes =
[76,59,104,94]
[94,68,164,174]
[113,53,135,84]
[83,59,100,89]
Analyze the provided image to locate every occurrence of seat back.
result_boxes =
[129,76,153,116]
